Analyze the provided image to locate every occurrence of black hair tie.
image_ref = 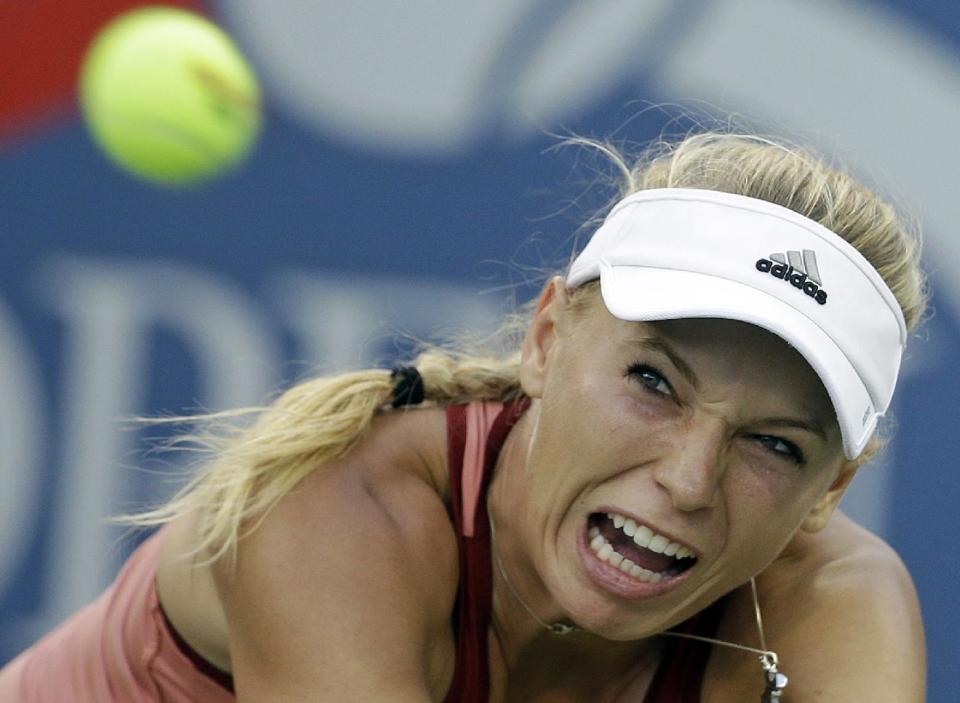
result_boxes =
[390,366,425,408]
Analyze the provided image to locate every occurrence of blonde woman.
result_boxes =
[0,133,927,702]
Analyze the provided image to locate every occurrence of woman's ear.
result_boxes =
[800,461,859,533]
[519,277,569,399]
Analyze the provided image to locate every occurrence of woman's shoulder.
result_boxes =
[288,403,459,576]
[704,512,926,701]
[232,403,457,582]
[771,511,918,604]
[158,405,460,691]
[347,404,452,501]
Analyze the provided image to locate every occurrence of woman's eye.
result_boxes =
[754,435,806,465]
[627,364,674,397]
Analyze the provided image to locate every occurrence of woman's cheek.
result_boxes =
[734,440,808,491]
[724,451,807,518]
[612,389,681,436]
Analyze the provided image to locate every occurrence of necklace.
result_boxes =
[487,511,788,701]
[488,510,582,635]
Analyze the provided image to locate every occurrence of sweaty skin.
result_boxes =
[157,279,925,702]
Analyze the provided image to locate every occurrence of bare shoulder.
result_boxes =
[704,512,926,702]
[234,404,455,579]
[164,405,458,700]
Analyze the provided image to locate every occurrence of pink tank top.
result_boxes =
[0,524,233,702]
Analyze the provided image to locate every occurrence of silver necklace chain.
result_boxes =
[488,510,581,635]
[487,511,789,701]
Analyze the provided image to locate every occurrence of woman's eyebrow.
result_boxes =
[629,337,700,390]
[759,417,829,441]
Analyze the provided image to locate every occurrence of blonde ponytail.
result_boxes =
[121,346,525,565]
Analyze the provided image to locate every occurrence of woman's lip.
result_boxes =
[594,505,701,557]
[576,523,696,600]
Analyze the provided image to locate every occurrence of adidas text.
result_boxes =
[755,258,828,305]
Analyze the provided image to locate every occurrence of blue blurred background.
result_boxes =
[1,1,957,699]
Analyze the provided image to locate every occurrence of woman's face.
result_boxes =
[517,279,852,638]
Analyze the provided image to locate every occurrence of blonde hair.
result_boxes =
[125,131,927,564]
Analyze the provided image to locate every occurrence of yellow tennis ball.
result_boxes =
[80,6,262,186]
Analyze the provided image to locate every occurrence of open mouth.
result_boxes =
[586,512,698,583]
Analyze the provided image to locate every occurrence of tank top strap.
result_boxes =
[446,399,529,538]
[460,401,503,536]
[443,398,528,703]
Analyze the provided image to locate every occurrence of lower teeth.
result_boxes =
[588,529,664,583]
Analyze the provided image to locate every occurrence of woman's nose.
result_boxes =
[651,417,728,512]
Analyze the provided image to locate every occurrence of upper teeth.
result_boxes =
[606,512,695,560]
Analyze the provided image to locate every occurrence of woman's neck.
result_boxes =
[486,408,566,662]
[485,408,662,698]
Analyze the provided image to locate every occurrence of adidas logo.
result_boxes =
[755,250,828,305]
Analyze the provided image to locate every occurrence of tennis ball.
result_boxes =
[79,6,262,186]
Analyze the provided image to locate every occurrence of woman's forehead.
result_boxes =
[630,318,811,372]
[647,317,799,351]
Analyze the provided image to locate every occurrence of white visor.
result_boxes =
[566,188,907,459]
